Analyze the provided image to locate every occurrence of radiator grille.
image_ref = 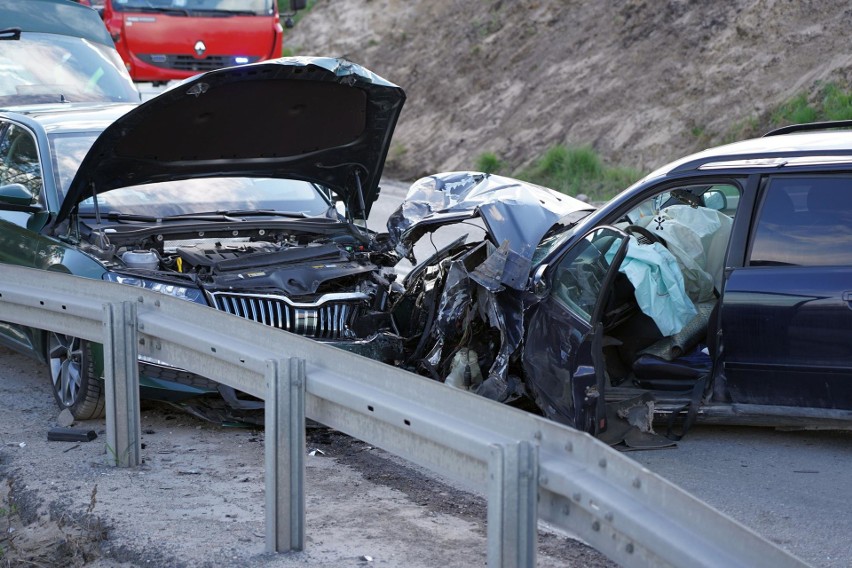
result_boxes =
[210,292,367,339]
[138,54,260,72]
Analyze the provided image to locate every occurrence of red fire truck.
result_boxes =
[98,0,306,84]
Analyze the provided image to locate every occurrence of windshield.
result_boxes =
[110,0,274,15]
[78,178,332,218]
[531,209,593,266]
[0,33,138,106]
[50,132,100,195]
[48,131,334,218]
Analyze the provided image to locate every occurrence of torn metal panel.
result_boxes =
[387,172,593,274]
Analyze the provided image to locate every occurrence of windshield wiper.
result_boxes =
[131,6,190,16]
[80,210,308,223]
[196,9,257,16]
[80,211,238,223]
[213,209,308,218]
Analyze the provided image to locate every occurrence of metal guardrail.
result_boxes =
[0,265,809,567]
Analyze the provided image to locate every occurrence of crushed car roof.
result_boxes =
[388,172,594,288]
[57,57,406,224]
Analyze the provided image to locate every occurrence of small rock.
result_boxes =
[57,408,75,427]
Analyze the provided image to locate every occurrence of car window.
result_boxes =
[0,124,42,202]
[47,131,99,197]
[551,228,626,323]
[0,32,138,105]
[111,0,274,14]
[749,176,852,267]
[78,177,333,218]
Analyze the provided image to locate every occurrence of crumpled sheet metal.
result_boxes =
[428,252,527,403]
[387,172,592,280]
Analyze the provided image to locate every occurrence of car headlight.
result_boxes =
[103,273,207,304]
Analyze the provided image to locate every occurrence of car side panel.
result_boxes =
[722,267,852,409]
[721,174,852,410]
[0,219,106,357]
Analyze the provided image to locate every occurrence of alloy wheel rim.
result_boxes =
[48,333,82,407]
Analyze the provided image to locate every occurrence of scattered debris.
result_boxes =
[47,428,97,442]
[57,408,75,427]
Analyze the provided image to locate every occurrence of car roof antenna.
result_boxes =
[354,169,368,231]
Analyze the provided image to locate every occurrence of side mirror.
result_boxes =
[290,0,307,10]
[702,189,727,211]
[531,263,549,297]
[0,183,36,207]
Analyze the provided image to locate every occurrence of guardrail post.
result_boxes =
[103,301,141,467]
[265,357,306,553]
[487,440,538,568]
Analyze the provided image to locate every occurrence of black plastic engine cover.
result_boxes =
[210,258,377,296]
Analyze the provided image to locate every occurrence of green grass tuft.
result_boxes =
[514,145,643,202]
[475,152,503,174]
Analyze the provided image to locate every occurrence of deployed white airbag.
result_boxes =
[609,239,697,336]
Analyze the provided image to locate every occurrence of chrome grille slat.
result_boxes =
[210,292,367,340]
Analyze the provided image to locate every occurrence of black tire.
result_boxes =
[46,332,105,420]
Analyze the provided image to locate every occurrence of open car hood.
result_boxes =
[388,172,595,271]
[57,57,405,224]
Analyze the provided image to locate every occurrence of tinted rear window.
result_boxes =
[749,176,852,267]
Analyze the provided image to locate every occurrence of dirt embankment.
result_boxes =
[287,0,852,179]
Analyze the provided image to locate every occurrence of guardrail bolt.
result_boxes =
[154,300,161,307]
[592,521,600,532]
[626,543,634,554]
[604,512,614,522]
[154,341,161,350]
[139,338,145,346]
[137,296,144,303]
[533,431,542,440]
[598,458,607,468]
[632,478,641,489]
[562,504,570,515]
[572,492,581,502]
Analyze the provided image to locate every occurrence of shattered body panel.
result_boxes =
[390,172,596,415]
[389,172,591,281]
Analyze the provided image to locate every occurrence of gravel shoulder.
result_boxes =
[0,346,610,567]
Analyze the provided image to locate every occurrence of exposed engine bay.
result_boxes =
[85,220,403,355]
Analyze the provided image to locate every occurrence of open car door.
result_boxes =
[523,226,629,433]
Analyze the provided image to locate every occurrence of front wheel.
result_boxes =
[46,333,105,419]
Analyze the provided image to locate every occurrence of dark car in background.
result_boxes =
[392,125,852,446]
[0,0,138,106]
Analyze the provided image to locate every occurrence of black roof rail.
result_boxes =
[763,120,852,137]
